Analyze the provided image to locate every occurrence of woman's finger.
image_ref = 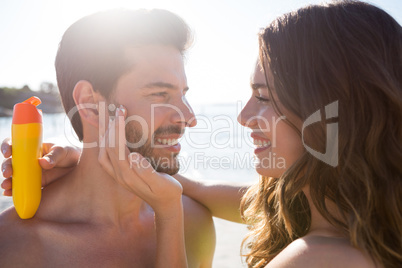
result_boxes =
[105,116,121,170]
[1,138,11,158]
[1,177,12,196]
[39,146,64,169]
[1,158,12,178]
[116,106,128,162]
[104,106,131,177]
[98,128,115,179]
[41,143,56,155]
[2,189,12,197]
[1,177,12,191]
[39,145,80,170]
[105,106,127,162]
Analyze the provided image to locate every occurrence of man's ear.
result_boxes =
[72,80,104,128]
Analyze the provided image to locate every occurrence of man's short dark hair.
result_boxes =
[55,9,192,141]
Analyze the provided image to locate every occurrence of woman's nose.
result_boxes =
[238,98,257,128]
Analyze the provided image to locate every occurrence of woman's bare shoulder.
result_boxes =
[266,234,377,268]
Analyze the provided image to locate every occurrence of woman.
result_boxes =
[2,1,401,267]
[237,1,402,267]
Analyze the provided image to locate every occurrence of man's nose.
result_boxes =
[171,96,197,128]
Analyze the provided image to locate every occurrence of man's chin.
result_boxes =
[147,156,180,175]
[155,166,179,175]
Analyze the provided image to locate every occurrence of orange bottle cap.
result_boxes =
[12,96,43,124]
[23,96,42,106]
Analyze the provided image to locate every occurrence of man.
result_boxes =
[0,9,215,267]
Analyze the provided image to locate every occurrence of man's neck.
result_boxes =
[38,146,149,231]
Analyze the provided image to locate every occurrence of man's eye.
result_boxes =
[255,96,270,102]
[151,92,168,97]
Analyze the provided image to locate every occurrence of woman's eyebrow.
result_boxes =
[250,83,268,91]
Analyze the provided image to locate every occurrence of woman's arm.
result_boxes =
[154,200,186,268]
[174,174,251,223]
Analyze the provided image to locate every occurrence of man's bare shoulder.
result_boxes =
[0,206,43,266]
[267,235,376,268]
[0,205,18,223]
[0,206,32,239]
[0,205,89,266]
[182,195,216,268]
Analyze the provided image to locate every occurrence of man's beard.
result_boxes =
[125,121,182,175]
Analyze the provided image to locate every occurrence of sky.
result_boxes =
[0,0,401,105]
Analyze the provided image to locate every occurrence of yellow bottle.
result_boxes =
[12,96,43,219]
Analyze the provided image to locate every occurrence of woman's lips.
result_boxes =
[251,133,271,154]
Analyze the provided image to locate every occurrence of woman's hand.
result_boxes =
[98,105,183,217]
[98,105,187,267]
[1,138,81,196]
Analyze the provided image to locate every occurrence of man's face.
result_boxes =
[112,45,196,175]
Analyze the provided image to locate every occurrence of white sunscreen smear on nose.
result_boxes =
[182,96,194,115]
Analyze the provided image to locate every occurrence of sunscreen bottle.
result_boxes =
[12,96,43,219]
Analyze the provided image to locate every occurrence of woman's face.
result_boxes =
[237,62,304,177]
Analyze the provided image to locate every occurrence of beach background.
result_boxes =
[1,1,400,267]
[0,103,258,267]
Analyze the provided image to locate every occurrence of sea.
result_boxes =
[0,102,258,267]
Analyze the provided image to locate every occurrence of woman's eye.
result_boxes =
[255,95,270,103]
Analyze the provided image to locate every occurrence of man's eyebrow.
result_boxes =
[142,82,189,91]
[250,83,268,91]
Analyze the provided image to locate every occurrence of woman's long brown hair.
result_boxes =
[241,1,402,267]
